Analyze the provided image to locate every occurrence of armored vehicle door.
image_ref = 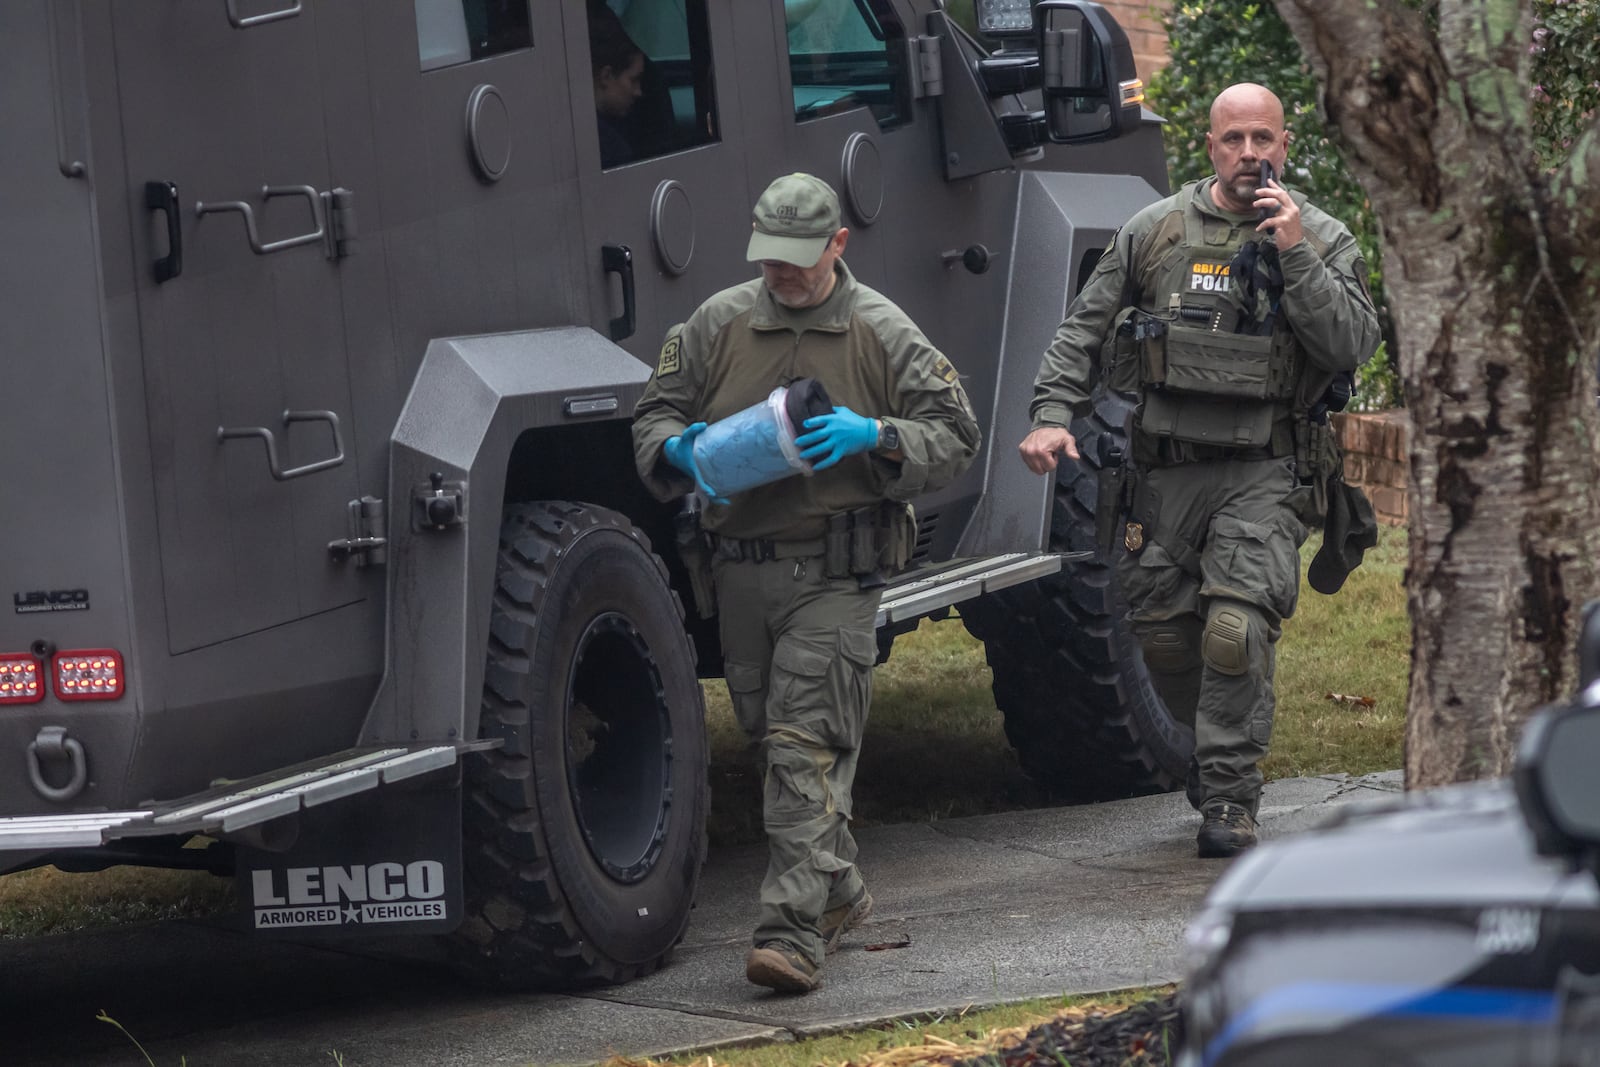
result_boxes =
[115,4,368,654]
[569,1,752,360]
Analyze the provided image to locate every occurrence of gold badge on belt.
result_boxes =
[1124,522,1145,553]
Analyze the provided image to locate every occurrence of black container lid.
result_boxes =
[783,378,834,429]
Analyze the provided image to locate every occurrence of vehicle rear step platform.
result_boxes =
[0,743,489,852]
[875,551,1088,629]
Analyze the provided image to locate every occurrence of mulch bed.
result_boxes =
[844,991,1184,1067]
[950,991,1184,1067]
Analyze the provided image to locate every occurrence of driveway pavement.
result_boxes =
[2,771,1402,1066]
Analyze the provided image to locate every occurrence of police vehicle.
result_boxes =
[1,0,1176,987]
[1179,603,1600,1066]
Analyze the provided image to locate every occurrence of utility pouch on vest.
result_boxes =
[1139,390,1277,448]
[672,497,717,619]
[1160,326,1276,399]
[879,502,916,574]
[1292,415,1344,522]
[1133,314,1169,388]
[850,513,881,583]
[1101,308,1144,393]
[823,504,911,586]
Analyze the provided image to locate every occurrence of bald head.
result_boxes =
[1209,83,1284,132]
[1205,83,1290,214]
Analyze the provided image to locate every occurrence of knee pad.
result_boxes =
[1140,625,1198,676]
[1201,606,1252,676]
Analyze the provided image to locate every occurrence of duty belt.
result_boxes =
[710,535,826,563]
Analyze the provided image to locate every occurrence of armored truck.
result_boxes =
[1,0,1179,987]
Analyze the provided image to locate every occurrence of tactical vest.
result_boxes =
[1105,183,1335,457]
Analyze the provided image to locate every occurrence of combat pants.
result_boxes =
[714,554,879,966]
[1115,456,1307,815]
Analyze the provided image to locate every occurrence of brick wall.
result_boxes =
[1098,0,1172,82]
[1332,410,1409,526]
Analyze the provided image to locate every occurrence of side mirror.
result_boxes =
[1515,600,1600,863]
[1035,0,1144,144]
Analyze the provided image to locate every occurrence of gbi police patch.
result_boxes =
[657,335,682,377]
[1188,261,1232,294]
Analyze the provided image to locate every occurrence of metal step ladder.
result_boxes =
[875,550,1087,629]
[0,743,477,852]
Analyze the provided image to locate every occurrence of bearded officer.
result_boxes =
[633,172,980,992]
[1019,83,1380,858]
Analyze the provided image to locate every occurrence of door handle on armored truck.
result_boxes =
[225,0,303,28]
[218,410,346,481]
[602,244,636,342]
[196,185,326,255]
[145,182,183,283]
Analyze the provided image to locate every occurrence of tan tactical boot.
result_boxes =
[1196,799,1258,858]
[745,940,822,993]
[819,887,873,955]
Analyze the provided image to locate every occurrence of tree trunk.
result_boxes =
[1276,0,1600,786]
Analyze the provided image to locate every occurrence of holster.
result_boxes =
[672,498,717,620]
[1094,434,1128,557]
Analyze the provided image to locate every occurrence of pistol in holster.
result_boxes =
[673,496,717,619]
[1094,435,1129,558]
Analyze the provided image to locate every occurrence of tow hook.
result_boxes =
[28,726,88,802]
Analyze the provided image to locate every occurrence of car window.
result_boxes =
[588,0,719,169]
[785,0,907,127]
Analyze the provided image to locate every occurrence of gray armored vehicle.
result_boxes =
[2,0,1176,987]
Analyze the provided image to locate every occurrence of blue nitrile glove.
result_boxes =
[662,423,728,504]
[796,405,879,472]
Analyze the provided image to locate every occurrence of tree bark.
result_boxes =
[1276,0,1600,786]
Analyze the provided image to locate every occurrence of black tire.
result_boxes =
[451,501,709,989]
[961,392,1193,800]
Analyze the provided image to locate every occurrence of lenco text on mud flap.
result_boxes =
[250,860,449,928]
[234,779,462,938]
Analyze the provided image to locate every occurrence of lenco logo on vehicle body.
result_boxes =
[13,589,90,613]
[250,861,447,928]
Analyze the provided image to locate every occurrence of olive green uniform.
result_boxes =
[633,260,979,964]
[1032,177,1379,815]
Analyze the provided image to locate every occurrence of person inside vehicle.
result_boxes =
[631,173,980,993]
[587,1,646,168]
[1018,82,1380,859]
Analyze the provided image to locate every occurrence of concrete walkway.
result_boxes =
[2,772,1402,1066]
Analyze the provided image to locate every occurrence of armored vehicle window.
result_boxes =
[415,0,533,71]
[588,1,718,169]
[786,0,907,127]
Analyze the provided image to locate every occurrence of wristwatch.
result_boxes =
[875,419,900,454]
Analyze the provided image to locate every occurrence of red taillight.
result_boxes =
[52,649,125,701]
[0,654,44,704]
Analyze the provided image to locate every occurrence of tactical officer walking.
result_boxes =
[633,173,980,992]
[1019,84,1380,859]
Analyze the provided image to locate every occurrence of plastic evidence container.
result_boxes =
[692,378,833,497]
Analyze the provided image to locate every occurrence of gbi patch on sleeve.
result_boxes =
[932,355,959,384]
[656,335,683,377]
